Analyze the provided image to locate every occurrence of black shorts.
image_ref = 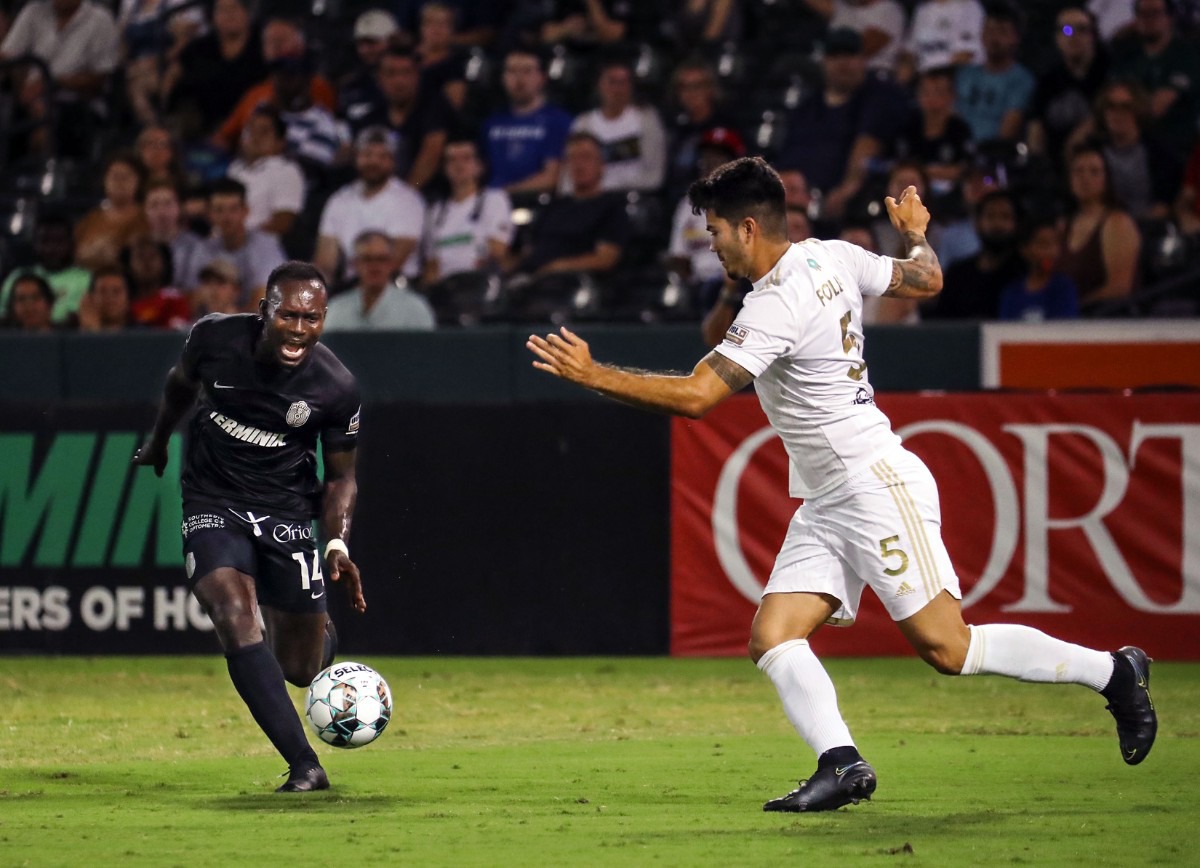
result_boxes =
[181,507,328,614]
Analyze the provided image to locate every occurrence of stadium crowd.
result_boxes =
[1,0,1198,332]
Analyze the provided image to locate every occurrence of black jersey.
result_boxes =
[178,313,361,518]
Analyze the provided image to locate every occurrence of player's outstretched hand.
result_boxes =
[327,551,366,613]
[885,185,931,237]
[526,326,595,386]
[131,437,168,477]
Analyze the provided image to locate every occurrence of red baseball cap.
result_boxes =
[699,126,746,158]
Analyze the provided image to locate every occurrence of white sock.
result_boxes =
[757,639,855,756]
[961,624,1114,691]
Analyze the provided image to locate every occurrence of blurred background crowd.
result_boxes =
[1,0,1199,335]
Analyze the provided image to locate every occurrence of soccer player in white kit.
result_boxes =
[527,157,1158,812]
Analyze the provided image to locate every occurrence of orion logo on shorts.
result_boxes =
[725,324,749,346]
[286,401,311,427]
[208,412,287,447]
[273,522,314,543]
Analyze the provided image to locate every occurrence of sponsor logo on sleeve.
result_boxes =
[725,324,749,346]
[347,406,361,435]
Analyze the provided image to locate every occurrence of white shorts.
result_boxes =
[763,446,962,625]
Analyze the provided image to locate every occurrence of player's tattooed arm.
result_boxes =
[885,231,943,299]
[701,351,754,393]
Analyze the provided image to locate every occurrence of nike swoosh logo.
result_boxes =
[213,382,236,389]
[311,591,324,599]
[834,765,857,777]
[1125,748,1138,761]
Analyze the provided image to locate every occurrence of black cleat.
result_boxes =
[1105,646,1157,765]
[763,760,877,812]
[275,764,330,793]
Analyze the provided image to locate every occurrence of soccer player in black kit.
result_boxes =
[133,261,364,793]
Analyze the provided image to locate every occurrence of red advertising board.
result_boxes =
[670,393,1200,660]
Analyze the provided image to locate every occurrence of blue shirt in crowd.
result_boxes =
[482,102,573,189]
[999,272,1080,322]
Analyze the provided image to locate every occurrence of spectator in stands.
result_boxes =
[825,0,909,76]
[76,265,135,331]
[897,0,984,86]
[664,58,738,204]
[935,161,998,267]
[118,0,204,126]
[1059,142,1141,307]
[211,17,336,154]
[1028,5,1109,170]
[190,258,242,319]
[352,45,454,189]
[999,218,1080,321]
[504,131,629,279]
[143,178,205,292]
[565,57,667,194]
[226,105,306,237]
[338,9,400,128]
[1089,0,1137,42]
[0,214,91,323]
[75,152,150,271]
[778,26,911,220]
[421,139,514,285]
[121,235,191,329]
[2,272,56,332]
[668,126,744,308]
[1069,79,1180,220]
[668,0,743,55]
[0,0,119,158]
[314,126,426,287]
[927,188,1023,319]
[325,231,436,331]
[135,123,189,191]
[481,47,573,194]
[1110,0,1200,161]
[538,1,645,46]
[161,0,265,142]
[417,2,469,111]
[1172,137,1200,235]
[196,177,286,306]
[894,66,974,198]
[954,2,1033,143]
[872,160,941,258]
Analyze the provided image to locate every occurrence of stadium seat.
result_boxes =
[426,270,508,327]
[610,266,696,323]
[505,271,606,324]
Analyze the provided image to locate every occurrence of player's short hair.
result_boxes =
[266,261,328,299]
[687,156,787,239]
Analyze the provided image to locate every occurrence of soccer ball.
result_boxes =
[305,661,392,748]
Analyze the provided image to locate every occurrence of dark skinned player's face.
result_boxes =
[258,277,327,368]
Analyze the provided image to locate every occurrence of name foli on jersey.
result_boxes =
[208,411,288,447]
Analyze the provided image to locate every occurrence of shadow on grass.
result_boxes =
[207,792,409,812]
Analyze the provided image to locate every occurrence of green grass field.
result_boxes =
[2,656,1196,867]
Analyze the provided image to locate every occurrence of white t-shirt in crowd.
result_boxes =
[227,155,305,232]
[667,196,725,284]
[714,240,901,499]
[904,0,984,73]
[831,0,908,74]
[319,177,426,278]
[564,106,667,193]
[421,188,513,278]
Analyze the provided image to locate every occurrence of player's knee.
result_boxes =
[748,629,792,664]
[921,645,967,676]
[278,652,321,688]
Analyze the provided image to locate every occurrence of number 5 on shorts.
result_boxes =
[878,535,909,576]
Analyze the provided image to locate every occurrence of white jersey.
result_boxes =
[714,240,901,499]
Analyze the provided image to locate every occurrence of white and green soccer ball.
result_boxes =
[305,662,392,748]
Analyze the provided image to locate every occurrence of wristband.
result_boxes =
[324,538,349,559]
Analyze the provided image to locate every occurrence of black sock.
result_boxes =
[226,642,319,769]
[1100,652,1128,701]
[321,618,338,671]
[817,746,863,769]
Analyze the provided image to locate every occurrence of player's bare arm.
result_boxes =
[883,185,943,300]
[132,364,200,476]
[321,446,365,613]
[702,350,755,393]
[527,326,750,419]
